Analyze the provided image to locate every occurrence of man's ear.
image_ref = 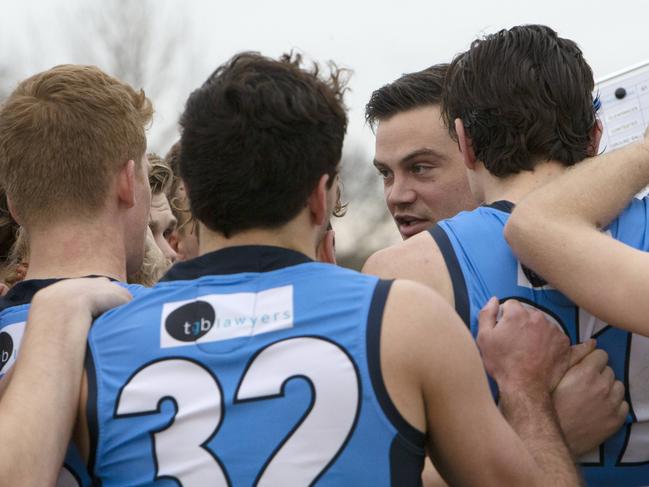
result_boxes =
[5,195,22,225]
[587,118,603,157]
[307,174,330,227]
[455,118,478,171]
[117,159,137,208]
[168,231,180,253]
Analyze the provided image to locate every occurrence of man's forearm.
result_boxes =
[505,142,649,335]
[0,304,90,486]
[500,386,582,487]
[514,142,649,231]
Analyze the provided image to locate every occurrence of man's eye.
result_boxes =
[411,164,431,175]
[376,168,391,179]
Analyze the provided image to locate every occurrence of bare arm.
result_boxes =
[475,298,580,486]
[505,141,649,335]
[366,231,623,457]
[363,231,454,304]
[0,278,131,487]
[382,282,580,486]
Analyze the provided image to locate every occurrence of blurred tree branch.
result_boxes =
[65,0,189,150]
[335,143,397,269]
[0,65,11,102]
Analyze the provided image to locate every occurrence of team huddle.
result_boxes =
[0,23,648,486]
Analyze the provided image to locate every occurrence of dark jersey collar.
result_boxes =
[161,245,314,282]
[0,278,63,312]
[482,200,515,214]
[0,275,120,313]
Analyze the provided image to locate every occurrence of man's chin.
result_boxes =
[397,219,433,239]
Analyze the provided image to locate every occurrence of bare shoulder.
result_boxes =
[383,279,471,347]
[380,279,478,433]
[363,231,452,303]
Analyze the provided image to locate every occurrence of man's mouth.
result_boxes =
[394,215,431,239]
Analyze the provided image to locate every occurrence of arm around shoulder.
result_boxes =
[381,281,580,486]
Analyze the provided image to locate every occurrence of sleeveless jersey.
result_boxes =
[431,199,649,487]
[86,245,425,486]
[0,278,145,487]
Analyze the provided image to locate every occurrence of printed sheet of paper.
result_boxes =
[596,60,649,153]
[595,60,649,197]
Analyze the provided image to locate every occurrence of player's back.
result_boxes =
[431,199,649,487]
[86,246,425,486]
[0,278,146,487]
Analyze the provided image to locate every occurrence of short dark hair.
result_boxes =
[179,52,348,237]
[365,64,448,128]
[442,24,597,178]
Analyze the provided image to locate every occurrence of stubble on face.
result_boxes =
[373,105,477,239]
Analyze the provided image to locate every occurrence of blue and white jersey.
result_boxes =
[0,277,145,487]
[431,199,649,487]
[86,245,425,486]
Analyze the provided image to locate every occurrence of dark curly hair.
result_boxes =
[179,52,349,237]
[442,25,598,177]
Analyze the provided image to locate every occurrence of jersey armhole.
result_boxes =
[366,279,426,449]
[429,225,470,327]
[85,345,101,483]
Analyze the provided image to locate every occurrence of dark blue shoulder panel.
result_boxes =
[366,279,426,447]
[429,225,470,327]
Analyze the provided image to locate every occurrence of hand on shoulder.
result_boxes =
[31,277,132,323]
[477,297,571,395]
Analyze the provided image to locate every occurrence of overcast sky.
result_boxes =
[2,0,648,254]
[3,0,648,150]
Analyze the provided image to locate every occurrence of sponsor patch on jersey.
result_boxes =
[160,285,294,348]
[0,332,13,372]
[0,322,25,376]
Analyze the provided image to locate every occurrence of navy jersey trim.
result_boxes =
[161,245,313,282]
[0,275,120,312]
[482,200,514,213]
[61,464,83,486]
[85,346,100,480]
[366,279,426,448]
[390,436,425,486]
[233,336,362,485]
[113,357,231,485]
[0,278,61,311]
[429,225,471,327]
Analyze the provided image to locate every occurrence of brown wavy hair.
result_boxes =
[365,64,449,129]
[442,25,597,177]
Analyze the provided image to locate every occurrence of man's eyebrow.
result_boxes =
[373,147,444,168]
[401,147,444,163]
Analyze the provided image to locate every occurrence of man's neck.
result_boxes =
[481,160,570,205]
[198,216,318,260]
[24,218,128,282]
